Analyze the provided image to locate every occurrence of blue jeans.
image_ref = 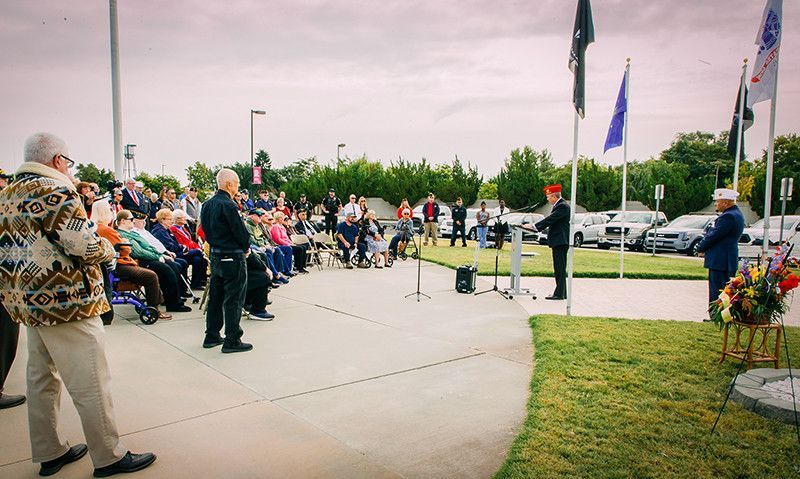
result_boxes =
[276,245,294,272]
[477,226,488,248]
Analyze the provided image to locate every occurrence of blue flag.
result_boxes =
[603,71,627,153]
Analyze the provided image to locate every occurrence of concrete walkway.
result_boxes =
[0,260,533,479]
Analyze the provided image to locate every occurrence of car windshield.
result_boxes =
[750,217,798,230]
[667,216,711,229]
[609,212,652,223]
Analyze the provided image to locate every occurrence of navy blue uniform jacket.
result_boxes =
[534,199,571,247]
[696,205,744,272]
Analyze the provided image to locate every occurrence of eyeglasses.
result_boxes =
[59,155,75,168]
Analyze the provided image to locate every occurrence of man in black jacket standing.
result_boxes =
[533,184,570,300]
[201,169,253,353]
[450,197,468,247]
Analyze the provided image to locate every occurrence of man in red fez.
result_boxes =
[532,184,570,300]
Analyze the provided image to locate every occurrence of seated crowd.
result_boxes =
[79,180,416,324]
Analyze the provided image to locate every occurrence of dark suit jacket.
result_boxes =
[696,205,744,272]
[534,199,570,248]
[295,220,319,236]
[121,188,146,215]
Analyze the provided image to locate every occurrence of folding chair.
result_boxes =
[313,232,343,268]
[291,234,323,270]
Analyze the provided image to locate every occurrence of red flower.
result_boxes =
[778,275,800,292]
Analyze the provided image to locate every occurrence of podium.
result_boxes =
[502,225,536,299]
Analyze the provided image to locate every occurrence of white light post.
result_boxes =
[250,109,266,168]
[651,184,664,256]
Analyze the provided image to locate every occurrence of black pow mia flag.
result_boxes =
[727,78,755,159]
[569,0,595,119]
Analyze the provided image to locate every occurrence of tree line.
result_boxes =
[75,132,799,218]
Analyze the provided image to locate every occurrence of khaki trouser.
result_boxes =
[423,222,438,245]
[26,316,127,467]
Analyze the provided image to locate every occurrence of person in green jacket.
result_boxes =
[116,211,190,312]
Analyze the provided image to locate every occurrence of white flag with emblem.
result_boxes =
[748,0,782,107]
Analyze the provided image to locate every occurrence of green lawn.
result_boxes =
[415,241,708,280]
[496,316,800,479]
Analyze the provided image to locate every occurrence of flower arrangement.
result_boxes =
[709,245,800,329]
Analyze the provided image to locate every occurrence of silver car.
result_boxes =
[537,213,609,247]
[643,214,715,256]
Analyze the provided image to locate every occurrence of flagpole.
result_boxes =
[762,65,778,256]
[733,59,748,192]
[566,111,580,317]
[619,59,630,279]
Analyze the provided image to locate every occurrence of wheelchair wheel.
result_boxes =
[139,307,159,325]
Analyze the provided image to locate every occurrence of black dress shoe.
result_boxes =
[545,295,566,300]
[93,451,156,478]
[0,392,26,409]
[166,304,192,313]
[221,341,253,353]
[202,337,224,348]
[40,444,88,476]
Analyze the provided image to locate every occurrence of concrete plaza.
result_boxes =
[2,257,798,478]
[0,260,532,479]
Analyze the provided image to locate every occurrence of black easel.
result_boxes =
[405,232,431,302]
[711,245,799,443]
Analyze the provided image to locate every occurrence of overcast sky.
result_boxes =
[1,0,797,182]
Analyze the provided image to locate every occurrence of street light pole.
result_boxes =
[337,143,346,161]
[250,109,266,168]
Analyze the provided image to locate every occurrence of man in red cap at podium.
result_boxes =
[532,184,571,300]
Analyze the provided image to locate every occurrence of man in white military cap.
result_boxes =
[696,188,745,306]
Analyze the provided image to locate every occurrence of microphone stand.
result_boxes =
[405,231,431,302]
[473,202,542,298]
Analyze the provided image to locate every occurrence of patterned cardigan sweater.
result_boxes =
[0,162,114,327]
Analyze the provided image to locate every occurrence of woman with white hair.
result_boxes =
[170,209,201,251]
[390,208,415,259]
[363,210,390,268]
[269,211,308,274]
[92,202,171,320]
[151,209,207,289]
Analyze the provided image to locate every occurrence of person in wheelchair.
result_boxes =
[363,210,390,268]
[151,208,208,289]
[116,210,192,313]
[92,202,172,320]
[337,212,367,269]
[390,208,415,259]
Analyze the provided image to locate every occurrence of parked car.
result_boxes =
[486,213,544,243]
[742,215,800,248]
[537,213,609,247]
[643,214,715,256]
[597,211,668,251]
[440,209,479,238]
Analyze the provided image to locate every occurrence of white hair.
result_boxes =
[172,209,187,221]
[91,200,115,227]
[24,132,68,164]
[216,168,239,189]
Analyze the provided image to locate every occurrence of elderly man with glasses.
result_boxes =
[0,133,155,477]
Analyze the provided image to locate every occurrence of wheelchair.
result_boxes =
[349,246,394,268]
[108,244,160,325]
